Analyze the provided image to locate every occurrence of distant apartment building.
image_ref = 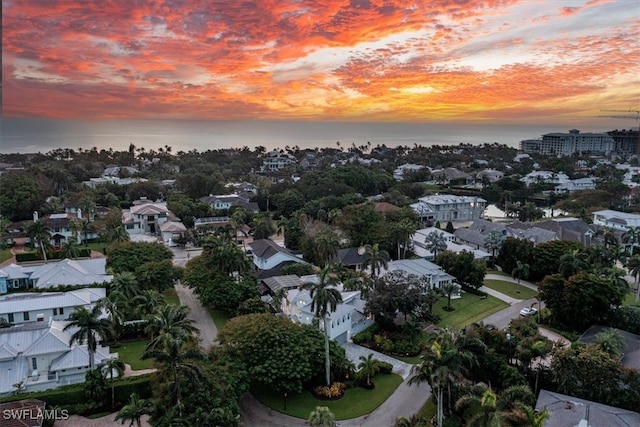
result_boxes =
[608,129,640,156]
[520,129,614,156]
[410,194,486,223]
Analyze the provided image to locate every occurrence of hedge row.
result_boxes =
[0,374,153,410]
[16,249,92,263]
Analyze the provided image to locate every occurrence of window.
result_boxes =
[32,358,37,370]
[23,312,30,321]
[8,313,14,323]
[59,307,64,315]
[53,308,58,316]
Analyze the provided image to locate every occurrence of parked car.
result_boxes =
[520,307,538,317]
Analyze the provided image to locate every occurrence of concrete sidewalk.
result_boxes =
[343,342,413,380]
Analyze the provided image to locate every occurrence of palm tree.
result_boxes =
[514,404,551,427]
[484,231,505,267]
[133,289,164,318]
[410,327,485,427]
[101,357,126,409]
[145,304,196,350]
[251,213,276,240]
[12,381,25,395]
[98,296,126,344]
[141,333,206,414]
[64,305,113,369]
[625,254,640,303]
[357,353,380,387]
[425,231,447,260]
[26,219,52,261]
[68,218,82,243]
[80,218,95,246]
[307,406,336,427]
[455,382,535,427]
[300,266,343,386]
[315,232,339,267]
[390,218,417,259]
[511,261,530,294]
[594,328,626,359]
[106,225,130,243]
[116,393,152,427]
[558,249,588,278]
[229,210,247,249]
[362,243,390,279]
[440,282,460,311]
[59,238,81,259]
[622,226,640,255]
[111,272,140,301]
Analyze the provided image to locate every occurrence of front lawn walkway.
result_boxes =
[251,373,403,420]
[483,279,537,300]
[434,293,508,329]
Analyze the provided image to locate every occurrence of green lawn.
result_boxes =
[0,249,13,263]
[416,396,437,422]
[209,308,231,330]
[163,288,181,306]
[116,339,153,370]
[483,280,538,300]
[623,290,640,307]
[251,373,403,420]
[487,269,511,277]
[435,293,508,329]
[83,241,108,255]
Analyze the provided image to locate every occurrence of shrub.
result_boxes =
[353,324,380,344]
[377,361,393,375]
[393,339,422,356]
[312,382,346,400]
[15,252,42,263]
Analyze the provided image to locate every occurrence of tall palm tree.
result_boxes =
[59,238,81,259]
[133,289,164,318]
[307,406,336,427]
[141,333,206,414]
[625,254,640,303]
[622,226,640,255]
[484,231,505,267]
[315,232,339,267]
[145,304,196,350]
[106,225,130,243]
[68,218,82,243]
[111,272,141,301]
[390,218,417,259]
[410,327,485,427]
[362,243,390,279]
[425,231,447,260]
[116,393,153,427]
[357,353,380,387]
[64,305,113,369]
[511,261,530,294]
[558,249,589,278]
[440,282,460,311]
[251,213,276,240]
[229,210,247,249]
[80,218,95,246]
[300,266,343,386]
[26,219,52,261]
[98,296,126,344]
[101,357,126,409]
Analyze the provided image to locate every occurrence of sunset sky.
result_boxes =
[2,0,639,124]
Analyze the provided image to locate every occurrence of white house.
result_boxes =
[380,259,456,290]
[284,279,373,345]
[393,164,428,181]
[199,194,259,212]
[413,228,490,260]
[0,259,112,293]
[0,320,116,396]
[476,169,504,183]
[520,171,570,187]
[122,199,183,236]
[261,151,297,172]
[554,177,596,194]
[41,211,98,247]
[248,239,307,271]
[0,288,105,326]
[411,194,486,223]
[592,209,640,232]
[159,221,187,246]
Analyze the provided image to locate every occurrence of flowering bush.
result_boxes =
[313,382,346,399]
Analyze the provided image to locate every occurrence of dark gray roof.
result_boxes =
[535,389,640,427]
[469,219,508,235]
[249,239,297,259]
[336,247,370,266]
[262,275,303,293]
[578,325,640,371]
[454,228,488,247]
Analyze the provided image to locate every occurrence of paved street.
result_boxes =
[173,280,217,349]
[344,342,413,380]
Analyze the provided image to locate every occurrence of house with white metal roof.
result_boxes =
[0,320,116,396]
[411,194,486,223]
[413,228,490,260]
[379,259,456,290]
[592,209,640,232]
[0,288,105,326]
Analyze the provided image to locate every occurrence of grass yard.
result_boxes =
[623,289,640,307]
[83,242,108,255]
[116,339,153,370]
[163,288,181,306]
[483,280,538,300]
[209,308,231,329]
[252,373,403,420]
[416,396,437,422]
[487,269,511,277]
[0,249,13,263]
[435,293,508,329]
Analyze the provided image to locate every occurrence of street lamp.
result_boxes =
[506,326,513,365]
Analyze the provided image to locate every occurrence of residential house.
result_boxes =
[534,389,640,427]
[336,247,370,271]
[506,222,558,246]
[200,193,259,213]
[0,288,105,326]
[284,280,373,344]
[520,171,570,187]
[102,165,139,177]
[410,194,486,223]
[0,320,116,396]
[455,219,558,249]
[476,169,504,184]
[41,211,97,247]
[592,209,640,231]
[159,221,187,246]
[535,218,596,247]
[259,275,303,296]
[122,199,183,236]
[379,259,456,290]
[554,177,596,194]
[0,259,112,293]
[261,151,297,172]
[413,228,490,260]
[430,168,474,185]
[393,164,428,181]
[248,239,307,277]
[82,176,148,189]
[578,325,640,371]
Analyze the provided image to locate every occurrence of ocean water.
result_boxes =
[0,117,616,154]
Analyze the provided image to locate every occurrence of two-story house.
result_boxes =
[411,194,486,223]
[122,199,184,237]
[380,259,456,290]
[248,239,307,278]
[200,194,259,213]
[413,228,490,260]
